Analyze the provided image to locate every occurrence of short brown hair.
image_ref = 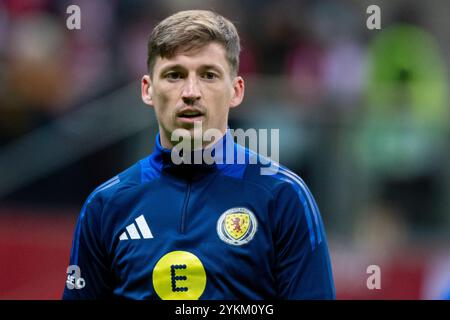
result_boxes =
[147,10,240,76]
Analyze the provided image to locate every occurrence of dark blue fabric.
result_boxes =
[63,131,335,300]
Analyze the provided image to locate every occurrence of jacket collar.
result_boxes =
[149,129,243,176]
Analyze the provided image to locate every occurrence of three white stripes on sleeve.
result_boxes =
[119,214,153,240]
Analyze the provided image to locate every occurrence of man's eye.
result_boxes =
[165,72,182,80]
[203,72,218,80]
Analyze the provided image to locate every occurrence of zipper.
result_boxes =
[180,179,192,234]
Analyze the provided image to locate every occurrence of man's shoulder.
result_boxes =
[84,157,151,205]
[238,147,309,196]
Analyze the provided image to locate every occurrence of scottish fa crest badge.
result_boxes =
[217,207,257,246]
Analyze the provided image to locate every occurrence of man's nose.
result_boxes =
[181,76,201,104]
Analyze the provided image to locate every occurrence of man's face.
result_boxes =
[141,42,244,149]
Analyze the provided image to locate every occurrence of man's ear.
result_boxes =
[141,75,154,106]
[230,76,245,109]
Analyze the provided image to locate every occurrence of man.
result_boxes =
[63,10,335,300]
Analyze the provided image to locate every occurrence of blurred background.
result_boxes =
[0,0,449,299]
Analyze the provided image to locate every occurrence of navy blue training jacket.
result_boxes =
[63,131,335,299]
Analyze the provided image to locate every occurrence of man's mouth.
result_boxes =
[177,108,205,122]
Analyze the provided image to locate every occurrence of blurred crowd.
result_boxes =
[0,0,369,143]
[0,0,449,243]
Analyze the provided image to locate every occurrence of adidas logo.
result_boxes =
[119,214,153,240]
